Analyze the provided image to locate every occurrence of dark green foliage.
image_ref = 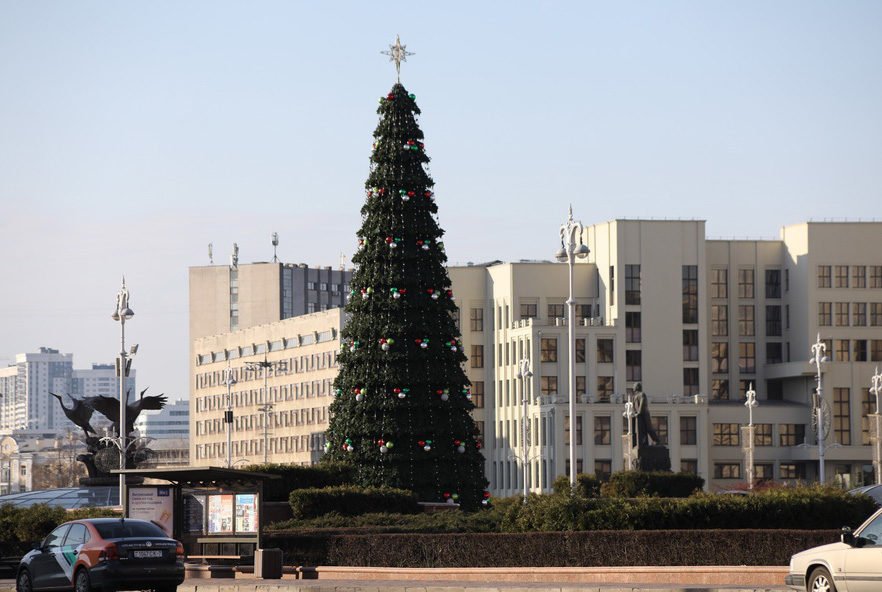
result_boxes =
[242,462,355,501]
[264,529,838,567]
[0,504,119,558]
[288,485,419,519]
[324,83,487,508]
[600,471,704,498]
[552,473,602,497]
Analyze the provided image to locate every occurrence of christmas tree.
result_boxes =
[325,59,488,509]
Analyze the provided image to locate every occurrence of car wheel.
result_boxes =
[75,569,92,592]
[808,567,837,592]
[16,569,33,592]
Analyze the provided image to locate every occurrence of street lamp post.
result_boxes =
[224,363,237,469]
[245,355,282,464]
[516,358,533,503]
[556,206,589,487]
[870,366,882,486]
[810,333,828,483]
[111,279,134,513]
[743,383,757,490]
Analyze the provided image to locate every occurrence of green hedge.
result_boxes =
[289,485,419,519]
[600,471,705,498]
[0,504,119,558]
[264,529,838,567]
[552,473,602,497]
[243,461,356,501]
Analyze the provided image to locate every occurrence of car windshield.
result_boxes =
[94,521,167,539]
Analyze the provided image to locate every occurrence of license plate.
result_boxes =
[133,550,163,559]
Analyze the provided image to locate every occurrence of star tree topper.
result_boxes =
[382,35,413,81]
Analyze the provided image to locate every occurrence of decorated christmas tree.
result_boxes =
[325,40,488,509]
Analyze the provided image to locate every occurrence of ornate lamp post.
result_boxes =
[870,367,882,485]
[810,334,828,483]
[743,383,757,490]
[556,206,589,486]
[224,363,237,468]
[516,358,533,502]
[111,279,134,512]
[245,355,283,464]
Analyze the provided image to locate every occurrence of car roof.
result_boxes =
[68,518,153,525]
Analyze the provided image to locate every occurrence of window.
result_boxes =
[738,305,755,336]
[575,375,586,395]
[563,414,583,445]
[306,281,317,290]
[575,304,592,323]
[713,423,740,446]
[594,416,611,445]
[835,302,850,327]
[765,269,781,299]
[683,368,699,396]
[609,266,615,299]
[853,266,867,288]
[738,341,756,374]
[835,265,849,288]
[548,303,565,319]
[754,424,773,446]
[862,388,874,445]
[711,268,728,299]
[871,303,882,326]
[874,340,882,362]
[471,381,484,408]
[854,340,868,362]
[470,345,484,368]
[835,339,850,362]
[779,424,806,447]
[540,338,557,362]
[596,376,614,401]
[818,265,832,288]
[683,330,699,361]
[766,305,782,336]
[540,376,557,395]
[626,312,641,343]
[872,266,882,289]
[834,387,851,445]
[681,460,698,474]
[597,339,614,363]
[818,302,832,326]
[594,460,612,480]
[520,302,537,319]
[626,350,642,382]
[682,265,699,323]
[738,269,755,299]
[625,265,641,305]
[575,339,586,363]
[680,416,697,445]
[470,308,484,332]
[854,303,867,326]
[767,342,783,364]
[714,463,741,479]
[711,342,728,373]
[711,305,728,336]
[754,463,774,481]
[651,416,669,445]
[64,524,88,547]
[780,463,806,480]
[711,379,729,401]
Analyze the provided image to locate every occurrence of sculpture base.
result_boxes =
[637,445,671,472]
[80,476,145,487]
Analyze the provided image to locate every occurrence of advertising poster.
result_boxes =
[128,487,174,536]
[207,494,234,533]
[235,494,258,533]
[184,494,206,534]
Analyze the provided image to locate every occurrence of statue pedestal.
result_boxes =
[637,445,671,472]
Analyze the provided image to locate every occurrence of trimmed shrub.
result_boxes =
[243,461,356,501]
[264,529,838,567]
[289,485,419,519]
[552,473,602,497]
[600,471,704,498]
[0,504,119,558]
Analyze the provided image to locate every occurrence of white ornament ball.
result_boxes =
[346,445,354,452]
[441,393,449,401]
[446,498,455,505]
[356,393,364,402]
[402,196,410,202]
[457,445,466,453]
[421,244,429,251]
[398,392,406,399]
[381,343,390,351]
[420,342,428,349]
[450,346,457,352]
[431,293,439,300]
[389,243,397,249]
[423,445,432,452]
[393,292,401,299]
[379,445,388,454]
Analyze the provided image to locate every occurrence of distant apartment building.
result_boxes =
[134,398,190,467]
[188,220,882,495]
[0,349,134,435]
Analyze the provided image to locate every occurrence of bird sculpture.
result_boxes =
[87,388,168,437]
[50,392,98,436]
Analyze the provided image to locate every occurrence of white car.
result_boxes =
[786,506,882,592]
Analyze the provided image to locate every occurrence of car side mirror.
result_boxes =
[841,527,855,546]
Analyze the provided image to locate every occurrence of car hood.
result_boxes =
[792,541,850,561]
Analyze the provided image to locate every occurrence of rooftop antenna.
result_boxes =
[272,232,279,263]
[339,252,347,271]
[208,243,214,265]
[231,242,239,269]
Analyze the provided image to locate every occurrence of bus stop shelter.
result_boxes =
[114,466,280,560]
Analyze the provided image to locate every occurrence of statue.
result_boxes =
[628,383,671,472]
[51,388,167,484]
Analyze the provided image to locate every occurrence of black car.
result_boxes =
[16,518,185,592]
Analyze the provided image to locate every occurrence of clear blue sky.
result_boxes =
[1,1,880,400]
